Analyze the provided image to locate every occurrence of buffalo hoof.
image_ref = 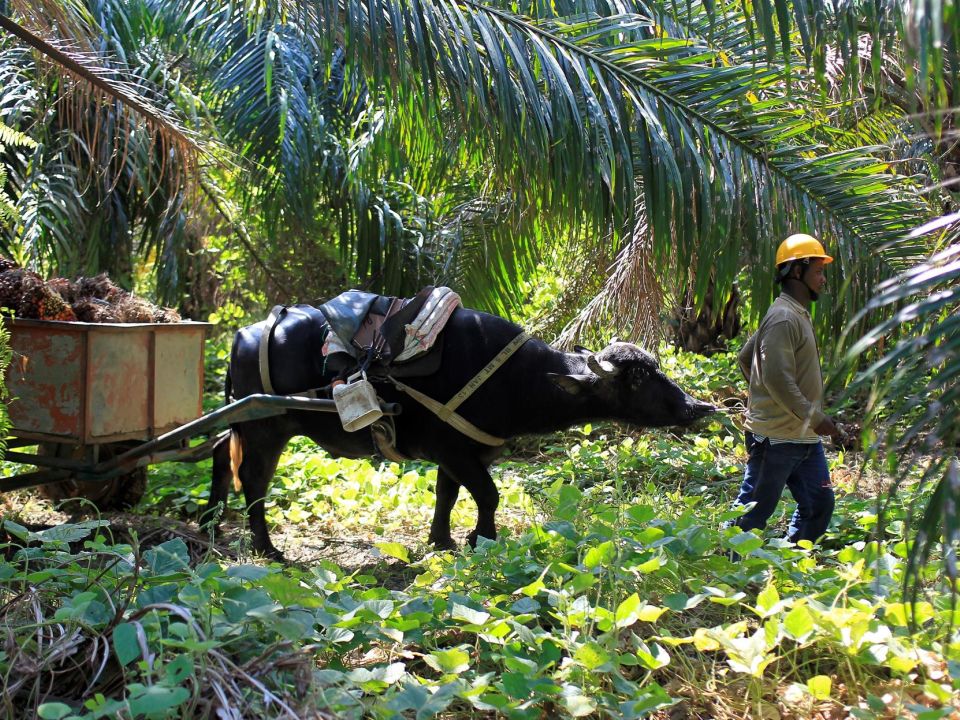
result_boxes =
[430,536,458,552]
[254,545,287,563]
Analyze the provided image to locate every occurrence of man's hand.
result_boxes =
[813,416,841,441]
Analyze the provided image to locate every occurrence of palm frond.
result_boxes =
[0,11,203,190]
[5,143,90,270]
[0,120,35,150]
[331,0,931,335]
[837,215,960,604]
[667,0,957,112]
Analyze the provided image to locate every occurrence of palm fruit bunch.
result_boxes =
[72,297,120,323]
[78,273,125,303]
[19,281,77,321]
[0,267,42,313]
[0,257,183,323]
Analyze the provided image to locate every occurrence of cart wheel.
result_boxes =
[37,443,148,511]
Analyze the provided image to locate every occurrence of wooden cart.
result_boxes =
[0,318,398,506]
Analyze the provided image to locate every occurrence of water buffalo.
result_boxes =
[204,304,716,560]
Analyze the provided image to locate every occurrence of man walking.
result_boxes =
[733,233,843,544]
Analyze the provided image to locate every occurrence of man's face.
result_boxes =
[801,259,827,299]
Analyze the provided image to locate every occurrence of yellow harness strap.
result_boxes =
[390,331,530,446]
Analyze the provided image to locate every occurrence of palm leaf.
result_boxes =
[328,0,931,335]
[837,215,960,604]
[0,10,202,186]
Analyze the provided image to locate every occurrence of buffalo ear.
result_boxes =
[548,373,592,395]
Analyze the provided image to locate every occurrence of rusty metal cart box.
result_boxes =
[3,318,211,445]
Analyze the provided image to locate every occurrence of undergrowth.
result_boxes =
[0,346,958,719]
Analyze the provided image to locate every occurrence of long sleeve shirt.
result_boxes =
[737,293,827,441]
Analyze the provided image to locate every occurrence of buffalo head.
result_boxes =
[555,342,717,428]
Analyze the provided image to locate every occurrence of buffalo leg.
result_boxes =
[436,455,498,548]
[235,425,290,560]
[427,469,461,550]
[200,433,233,532]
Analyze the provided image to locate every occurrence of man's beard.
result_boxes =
[809,289,819,302]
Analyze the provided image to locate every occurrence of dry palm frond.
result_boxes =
[0,9,204,199]
[558,204,671,351]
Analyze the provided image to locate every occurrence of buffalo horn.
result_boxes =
[587,354,618,377]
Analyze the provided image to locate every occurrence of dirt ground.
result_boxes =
[0,489,433,588]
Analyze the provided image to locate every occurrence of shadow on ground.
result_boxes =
[2,493,458,590]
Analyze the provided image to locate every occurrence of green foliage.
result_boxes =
[2,345,958,717]
[1,0,943,327]
[831,220,960,607]
[6,457,958,718]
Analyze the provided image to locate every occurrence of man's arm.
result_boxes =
[758,320,828,432]
[738,333,756,382]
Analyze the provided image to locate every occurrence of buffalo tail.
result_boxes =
[229,430,243,493]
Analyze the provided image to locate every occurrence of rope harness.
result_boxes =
[388,331,530,446]
[256,303,530,451]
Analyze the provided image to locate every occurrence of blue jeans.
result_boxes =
[734,432,834,543]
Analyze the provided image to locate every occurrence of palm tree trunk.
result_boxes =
[672,278,741,355]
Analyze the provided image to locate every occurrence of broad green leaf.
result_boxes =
[807,675,832,700]
[635,640,671,670]
[510,597,540,614]
[127,685,190,716]
[222,588,276,623]
[113,622,141,667]
[615,593,642,628]
[583,540,615,569]
[728,532,763,554]
[450,603,490,626]
[226,565,273,581]
[501,672,532,699]
[143,539,191,576]
[518,567,549,597]
[664,593,706,611]
[348,662,406,692]
[375,542,410,563]
[693,628,721,652]
[626,504,655,524]
[32,523,98,545]
[562,692,596,717]
[425,647,471,674]
[754,582,782,617]
[0,520,29,542]
[164,655,194,685]
[555,485,582,521]
[258,574,325,608]
[574,641,611,670]
[637,605,667,623]
[618,682,675,715]
[37,704,72,720]
[783,605,814,640]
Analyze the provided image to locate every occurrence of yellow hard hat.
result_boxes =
[776,233,833,265]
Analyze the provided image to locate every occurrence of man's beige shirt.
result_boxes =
[737,293,827,441]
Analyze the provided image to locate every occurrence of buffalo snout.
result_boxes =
[678,398,719,426]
